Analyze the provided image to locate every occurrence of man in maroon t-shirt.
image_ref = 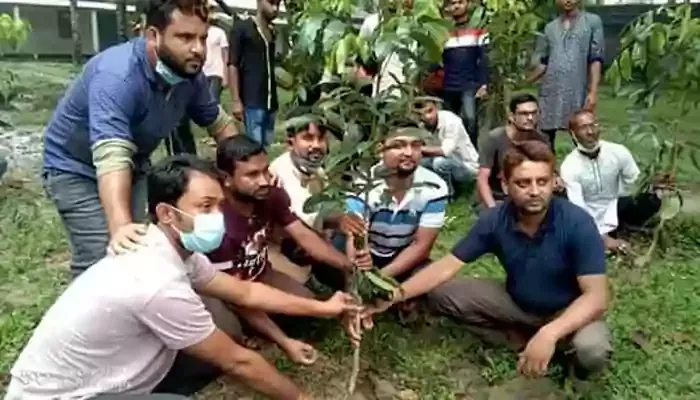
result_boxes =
[207,135,370,366]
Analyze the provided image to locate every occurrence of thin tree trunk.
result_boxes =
[69,0,81,65]
[116,0,128,42]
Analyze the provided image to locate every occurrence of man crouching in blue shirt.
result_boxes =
[363,140,611,380]
[42,0,237,278]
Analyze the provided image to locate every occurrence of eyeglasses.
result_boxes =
[576,123,600,132]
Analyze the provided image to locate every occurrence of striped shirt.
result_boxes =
[346,165,449,259]
[442,25,489,92]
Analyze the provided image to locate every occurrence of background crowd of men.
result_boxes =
[3,0,667,399]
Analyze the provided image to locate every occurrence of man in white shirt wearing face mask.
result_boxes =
[560,110,661,253]
[5,155,356,400]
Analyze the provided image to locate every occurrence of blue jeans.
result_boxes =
[443,87,480,150]
[244,107,276,147]
[421,156,475,197]
[42,169,148,277]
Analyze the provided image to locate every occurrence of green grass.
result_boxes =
[2,62,700,398]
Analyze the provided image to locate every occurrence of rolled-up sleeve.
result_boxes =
[533,29,550,66]
[88,72,138,175]
[88,72,136,147]
[588,14,605,64]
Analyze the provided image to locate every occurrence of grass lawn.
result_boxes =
[1,62,700,398]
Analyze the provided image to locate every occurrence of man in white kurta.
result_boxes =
[561,110,660,252]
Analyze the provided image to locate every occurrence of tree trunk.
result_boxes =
[69,0,81,65]
[483,69,509,131]
[116,0,128,42]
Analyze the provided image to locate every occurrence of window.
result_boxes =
[57,10,71,39]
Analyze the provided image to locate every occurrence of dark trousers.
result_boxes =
[165,76,223,156]
[618,192,662,229]
[442,86,480,150]
[542,129,558,154]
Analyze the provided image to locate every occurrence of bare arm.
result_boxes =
[184,329,304,399]
[88,73,140,235]
[199,271,345,317]
[397,254,464,301]
[285,220,353,271]
[228,65,242,103]
[477,167,496,207]
[527,64,547,84]
[527,31,549,84]
[539,275,608,341]
[421,146,445,157]
[227,23,243,112]
[587,62,602,98]
[381,227,439,278]
[233,305,292,348]
[99,170,134,234]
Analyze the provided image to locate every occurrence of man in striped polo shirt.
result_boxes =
[340,123,449,281]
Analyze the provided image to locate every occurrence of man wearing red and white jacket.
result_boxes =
[440,0,489,150]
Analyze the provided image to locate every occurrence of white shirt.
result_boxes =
[560,140,640,234]
[269,151,320,228]
[359,13,412,97]
[346,165,449,258]
[202,26,229,79]
[6,226,217,399]
[434,110,479,173]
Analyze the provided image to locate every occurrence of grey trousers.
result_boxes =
[426,278,612,376]
[42,169,148,277]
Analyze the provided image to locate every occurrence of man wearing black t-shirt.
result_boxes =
[228,0,280,148]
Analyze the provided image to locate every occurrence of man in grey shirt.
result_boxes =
[527,0,604,153]
[476,94,549,211]
[6,156,356,400]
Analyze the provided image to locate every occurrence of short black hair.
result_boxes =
[216,135,267,173]
[147,154,223,222]
[145,0,209,31]
[509,93,538,113]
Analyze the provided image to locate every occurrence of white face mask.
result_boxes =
[573,136,601,155]
[171,207,226,253]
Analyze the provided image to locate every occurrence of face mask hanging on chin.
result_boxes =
[155,59,185,86]
[573,137,601,156]
[153,34,186,86]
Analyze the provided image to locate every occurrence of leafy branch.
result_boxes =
[605,4,700,266]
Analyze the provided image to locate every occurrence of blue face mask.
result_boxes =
[172,208,226,253]
[155,58,185,86]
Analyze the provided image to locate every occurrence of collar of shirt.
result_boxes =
[135,37,158,85]
[503,198,558,236]
[143,224,199,278]
[369,165,431,213]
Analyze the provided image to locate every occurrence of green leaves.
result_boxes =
[323,20,349,51]
[358,268,400,301]
[297,15,326,56]
[0,14,30,50]
[608,4,700,112]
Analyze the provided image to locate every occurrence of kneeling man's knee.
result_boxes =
[572,321,612,375]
